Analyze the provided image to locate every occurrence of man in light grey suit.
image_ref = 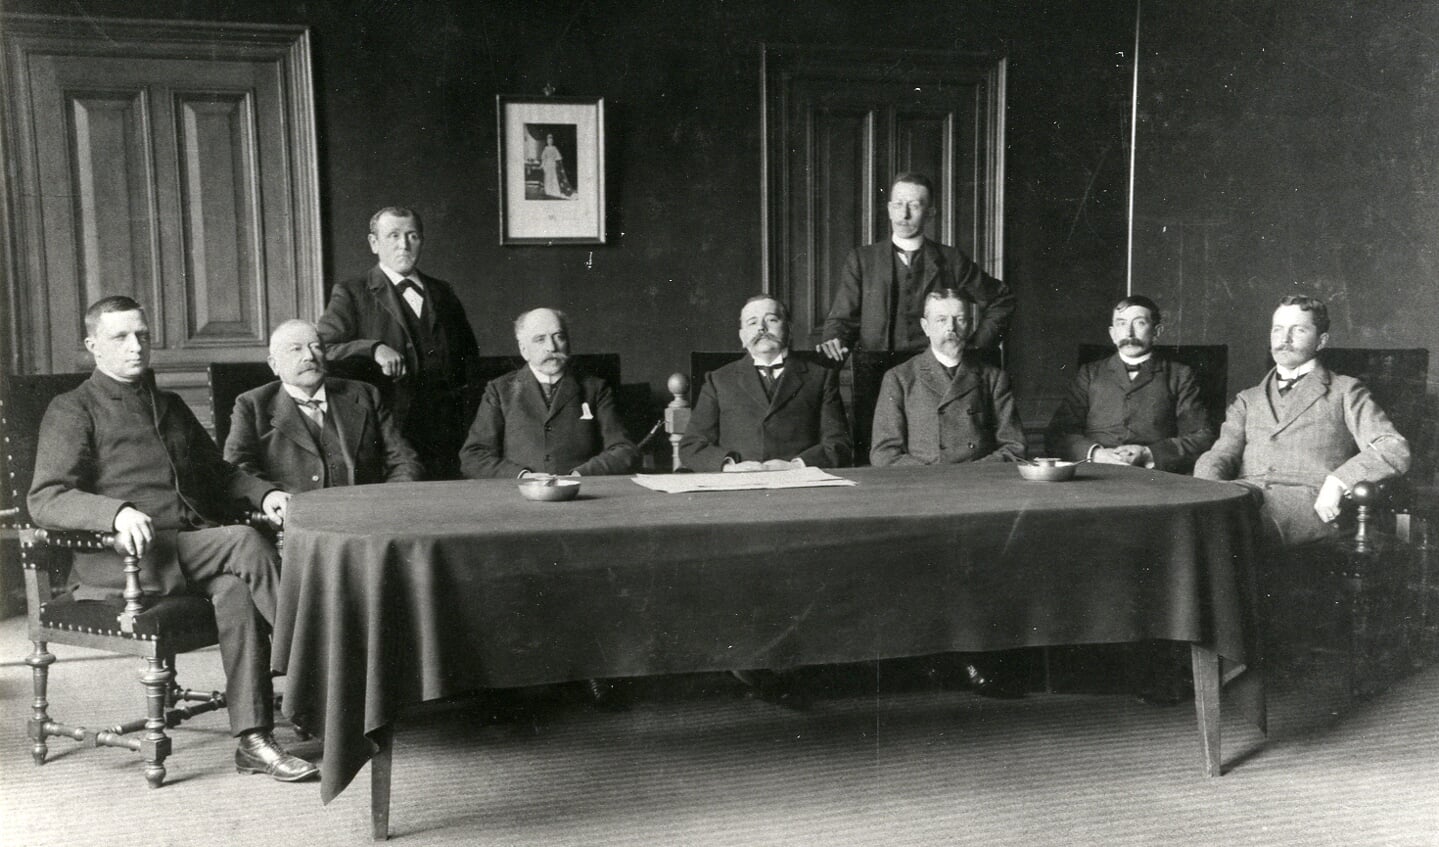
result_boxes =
[1195,295,1410,547]
[870,288,1026,466]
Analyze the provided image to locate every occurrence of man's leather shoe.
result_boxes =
[964,662,1026,700]
[236,729,319,782]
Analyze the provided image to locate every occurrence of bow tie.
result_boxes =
[755,362,784,376]
[295,396,327,413]
[1123,363,1143,373]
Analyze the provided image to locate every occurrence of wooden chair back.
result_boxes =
[688,351,746,405]
[207,362,276,450]
[1320,348,1429,450]
[1078,343,1229,431]
[0,372,91,522]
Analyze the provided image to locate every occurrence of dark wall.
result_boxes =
[1131,0,1438,476]
[9,0,1137,428]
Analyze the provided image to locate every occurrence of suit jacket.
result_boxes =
[821,238,1015,353]
[870,349,1026,466]
[316,265,479,422]
[224,377,422,493]
[679,351,852,472]
[459,366,638,478]
[1045,353,1215,473]
[1194,364,1410,546]
[28,369,275,595]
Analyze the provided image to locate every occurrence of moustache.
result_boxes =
[750,331,781,344]
[1117,337,1143,346]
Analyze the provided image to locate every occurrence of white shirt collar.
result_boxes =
[750,349,789,368]
[931,348,962,369]
[528,365,565,386]
[282,383,327,406]
[1274,358,1318,380]
[1118,351,1153,366]
[378,264,422,287]
[890,233,925,253]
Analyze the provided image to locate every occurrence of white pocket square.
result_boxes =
[580,402,594,420]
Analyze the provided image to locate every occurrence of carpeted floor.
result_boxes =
[1,613,1436,847]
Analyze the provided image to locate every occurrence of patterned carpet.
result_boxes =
[1,614,1436,847]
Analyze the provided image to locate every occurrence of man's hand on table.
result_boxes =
[722,458,804,473]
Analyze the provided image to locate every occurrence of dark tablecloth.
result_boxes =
[272,463,1261,802]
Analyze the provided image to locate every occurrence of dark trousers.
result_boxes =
[173,526,279,737]
[404,385,466,480]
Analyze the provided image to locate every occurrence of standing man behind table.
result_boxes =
[1045,295,1215,473]
[317,206,479,479]
[869,288,1026,466]
[225,319,423,493]
[460,308,638,479]
[28,296,316,782]
[1195,294,1410,547]
[817,172,1015,362]
[680,295,852,472]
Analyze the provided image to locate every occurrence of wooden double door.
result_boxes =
[3,15,321,426]
[763,45,1006,348]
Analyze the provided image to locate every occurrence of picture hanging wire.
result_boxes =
[1126,0,1142,296]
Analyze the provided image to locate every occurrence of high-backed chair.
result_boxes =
[2,372,245,787]
[849,350,922,465]
[208,361,276,449]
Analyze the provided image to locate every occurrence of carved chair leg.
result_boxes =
[140,657,174,789]
[25,641,56,765]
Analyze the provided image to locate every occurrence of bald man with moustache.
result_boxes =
[225,320,423,493]
[460,308,638,479]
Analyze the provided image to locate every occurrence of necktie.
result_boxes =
[756,363,783,399]
[396,280,424,318]
[1125,363,1142,380]
[942,364,959,382]
[897,248,917,267]
[539,381,555,405]
[295,396,326,423]
[1276,373,1304,395]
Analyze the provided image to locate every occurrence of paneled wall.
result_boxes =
[6,0,1431,476]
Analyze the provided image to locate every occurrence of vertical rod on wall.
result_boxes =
[1126,0,1143,296]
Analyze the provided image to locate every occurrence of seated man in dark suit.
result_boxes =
[225,319,423,492]
[29,296,316,782]
[1045,295,1215,472]
[460,308,638,479]
[1196,294,1410,547]
[680,295,852,472]
[870,288,1025,466]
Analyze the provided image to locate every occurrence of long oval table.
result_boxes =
[271,463,1265,838]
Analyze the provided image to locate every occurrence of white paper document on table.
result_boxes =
[631,467,858,493]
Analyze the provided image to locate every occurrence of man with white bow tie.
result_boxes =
[226,320,423,493]
[1195,294,1410,547]
[460,308,638,479]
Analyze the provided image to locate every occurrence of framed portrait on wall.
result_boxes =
[496,95,606,245]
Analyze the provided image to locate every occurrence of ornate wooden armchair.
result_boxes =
[2,372,255,787]
[1266,348,1430,698]
[208,361,276,449]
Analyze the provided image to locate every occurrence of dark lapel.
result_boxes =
[917,350,977,409]
[414,271,439,330]
[1271,363,1330,436]
[546,371,579,423]
[323,378,365,463]
[766,355,805,417]
[917,238,944,292]
[270,386,321,457]
[1107,353,1156,395]
[733,357,772,414]
[366,265,413,344]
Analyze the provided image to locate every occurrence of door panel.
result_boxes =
[4,16,321,429]
[764,46,1005,347]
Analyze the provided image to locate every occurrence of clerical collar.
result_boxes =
[890,233,924,253]
[378,265,423,288]
[529,365,564,386]
[751,350,788,368]
[931,349,962,369]
[95,367,149,391]
[282,383,327,405]
[1274,359,1317,381]
[1118,352,1152,366]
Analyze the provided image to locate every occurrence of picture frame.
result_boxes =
[496,95,606,245]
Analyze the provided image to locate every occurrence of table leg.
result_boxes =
[371,724,394,840]
[1190,644,1221,777]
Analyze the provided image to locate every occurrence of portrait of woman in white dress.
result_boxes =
[525,125,578,200]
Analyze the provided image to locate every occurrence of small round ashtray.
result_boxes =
[1017,458,1078,482]
[518,478,581,501]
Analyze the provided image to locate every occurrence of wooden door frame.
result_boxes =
[0,14,323,375]
[759,42,1006,301]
